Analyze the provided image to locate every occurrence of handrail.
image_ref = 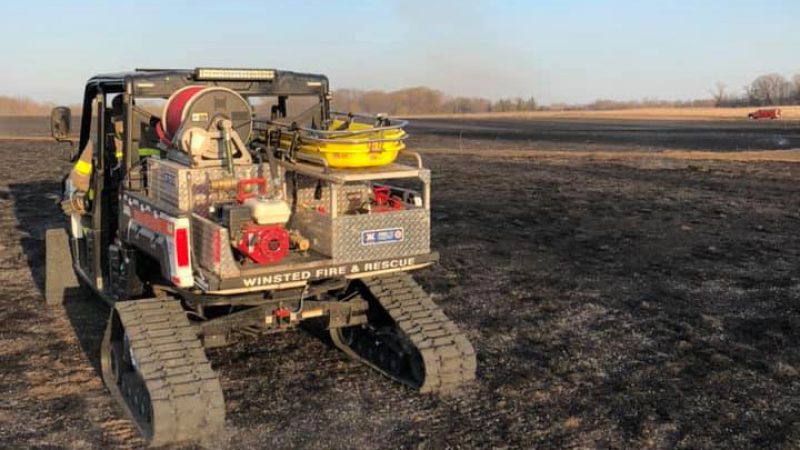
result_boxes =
[293,151,330,171]
[253,111,408,144]
[252,140,332,173]
[292,134,408,145]
[252,127,408,146]
[397,150,423,169]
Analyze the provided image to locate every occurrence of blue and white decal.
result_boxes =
[361,227,404,246]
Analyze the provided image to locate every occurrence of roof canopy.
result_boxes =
[87,68,329,97]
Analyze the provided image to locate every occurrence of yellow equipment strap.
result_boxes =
[74,159,92,176]
[114,148,161,161]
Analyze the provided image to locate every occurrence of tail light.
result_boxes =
[213,230,221,266]
[175,228,190,268]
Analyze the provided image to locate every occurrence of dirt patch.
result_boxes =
[2,136,800,449]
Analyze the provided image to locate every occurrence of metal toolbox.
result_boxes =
[292,207,430,262]
[147,158,260,214]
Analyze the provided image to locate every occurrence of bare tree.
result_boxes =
[710,82,727,106]
[778,78,793,104]
[750,73,790,105]
[793,74,800,103]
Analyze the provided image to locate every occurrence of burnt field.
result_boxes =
[0,116,57,138]
[407,117,800,152]
[2,117,800,449]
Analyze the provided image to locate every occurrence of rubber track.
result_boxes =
[359,273,476,393]
[104,298,225,447]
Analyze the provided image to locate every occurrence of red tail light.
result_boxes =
[175,228,190,267]
[213,230,221,266]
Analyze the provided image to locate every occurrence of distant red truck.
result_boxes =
[748,108,781,119]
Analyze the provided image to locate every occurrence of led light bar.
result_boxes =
[195,68,275,81]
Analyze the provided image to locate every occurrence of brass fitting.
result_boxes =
[210,178,238,191]
[289,230,310,252]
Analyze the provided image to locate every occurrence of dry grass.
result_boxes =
[407,106,800,121]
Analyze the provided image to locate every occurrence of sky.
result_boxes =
[1,0,799,105]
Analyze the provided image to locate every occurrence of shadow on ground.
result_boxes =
[8,180,108,374]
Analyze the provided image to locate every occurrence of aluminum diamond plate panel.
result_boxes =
[147,159,260,215]
[293,207,429,262]
[191,215,240,278]
[332,208,429,262]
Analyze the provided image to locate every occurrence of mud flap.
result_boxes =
[45,228,80,305]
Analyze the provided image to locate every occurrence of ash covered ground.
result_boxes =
[1,118,800,449]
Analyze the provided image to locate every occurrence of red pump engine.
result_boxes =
[238,225,289,265]
[234,179,291,265]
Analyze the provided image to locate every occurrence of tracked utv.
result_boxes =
[45,68,476,446]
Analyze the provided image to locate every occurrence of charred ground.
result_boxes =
[407,117,800,151]
[1,117,800,449]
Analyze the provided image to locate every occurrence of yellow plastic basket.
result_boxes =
[277,115,408,169]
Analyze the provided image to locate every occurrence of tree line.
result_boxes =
[332,87,537,115]
[0,96,58,115]
[712,73,800,107]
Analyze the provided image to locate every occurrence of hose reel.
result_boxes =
[161,86,254,167]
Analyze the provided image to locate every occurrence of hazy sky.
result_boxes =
[2,0,799,104]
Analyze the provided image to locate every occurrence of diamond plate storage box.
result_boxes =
[282,158,432,264]
[292,207,430,262]
[147,158,260,214]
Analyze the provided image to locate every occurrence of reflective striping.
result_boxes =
[74,159,92,175]
[131,207,174,235]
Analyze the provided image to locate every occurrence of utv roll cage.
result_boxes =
[77,67,331,175]
[73,68,331,289]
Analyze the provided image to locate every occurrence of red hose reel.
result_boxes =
[163,86,206,139]
[156,85,253,146]
[155,86,206,145]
